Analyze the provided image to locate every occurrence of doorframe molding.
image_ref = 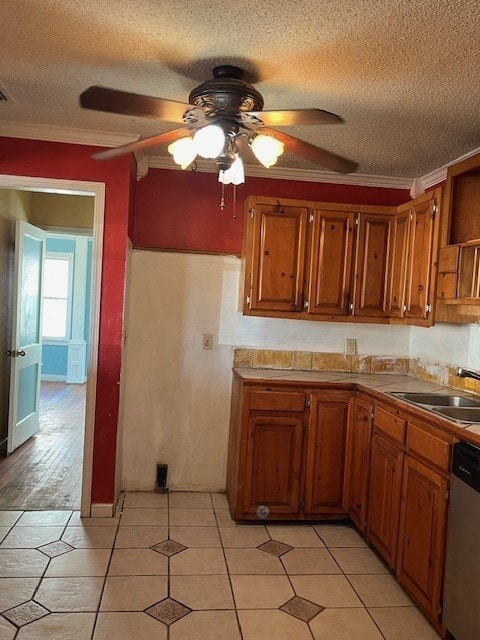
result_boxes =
[0,174,105,517]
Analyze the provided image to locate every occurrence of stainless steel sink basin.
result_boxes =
[431,407,480,423]
[390,392,480,408]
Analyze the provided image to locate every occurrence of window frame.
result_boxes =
[41,251,74,342]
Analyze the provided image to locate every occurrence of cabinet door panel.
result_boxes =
[348,399,373,533]
[397,456,448,622]
[308,210,355,315]
[354,214,393,317]
[243,415,303,517]
[405,198,435,319]
[250,205,308,312]
[304,394,351,515]
[367,433,404,568]
[388,209,411,317]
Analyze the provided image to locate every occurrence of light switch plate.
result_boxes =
[202,333,213,350]
[345,338,357,356]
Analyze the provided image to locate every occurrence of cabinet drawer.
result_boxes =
[249,390,305,412]
[437,273,457,299]
[406,423,451,471]
[438,245,460,273]
[374,406,406,443]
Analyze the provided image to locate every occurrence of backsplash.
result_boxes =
[234,349,480,395]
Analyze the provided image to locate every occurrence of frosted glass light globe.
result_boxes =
[167,137,197,169]
[193,125,226,159]
[218,155,245,185]
[251,134,285,168]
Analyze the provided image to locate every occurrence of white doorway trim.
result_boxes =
[0,174,105,517]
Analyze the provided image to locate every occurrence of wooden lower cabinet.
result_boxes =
[243,414,304,518]
[396,455,449,625]
[347,398,373,533]
[367,433,404,569]
[304,392,352,516]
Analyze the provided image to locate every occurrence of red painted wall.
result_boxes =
[134,168,411,254]
[0,136,134,506]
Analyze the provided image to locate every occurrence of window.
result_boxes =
[42,252,74,340]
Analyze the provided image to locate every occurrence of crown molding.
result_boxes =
[0,120,139,148]
[148,156,412,189]
[420,145,480,189]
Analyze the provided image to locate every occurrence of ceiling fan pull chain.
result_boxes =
[220,182,225,211]
[233,184,237,220]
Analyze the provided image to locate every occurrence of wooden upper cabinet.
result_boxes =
[367,433,404,568]
[397,456,448,622]
[348,398,373,533]
[243,414,304,518]
[388,209,411,317]
[304,392,351,516]
[247,200,308,313]
[353,212,394,317]
[405,194,437,320]
[307,208,355,315]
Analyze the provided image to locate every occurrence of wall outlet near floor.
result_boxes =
[345,338,357,356]
[202,333,214,350]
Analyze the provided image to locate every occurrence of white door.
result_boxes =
[7,220,46,453]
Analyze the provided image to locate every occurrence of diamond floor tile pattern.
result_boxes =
[150,539,187,556]
[2,600,50,628]
[0,493,443,639]
[145,597,191,625]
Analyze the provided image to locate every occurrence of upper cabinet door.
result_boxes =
[388,209,411,317]
[405,196,436,320]
[353,213,393,317]
[307,209,355,315]
[249,203,308,313]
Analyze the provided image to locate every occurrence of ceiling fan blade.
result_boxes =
[80,86,193,122]
[93,128,192,160]
[261,128,358,174]
[248,109,343,127]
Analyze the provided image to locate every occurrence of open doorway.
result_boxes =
[0,179,104,514]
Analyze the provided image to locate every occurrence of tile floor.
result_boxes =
[0,492,442,639]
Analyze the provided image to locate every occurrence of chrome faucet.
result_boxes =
[456,367,480,382]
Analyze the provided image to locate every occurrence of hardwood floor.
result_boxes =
[0,382,85,510]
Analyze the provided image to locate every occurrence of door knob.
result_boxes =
[5,350,26,357]
[16,350,26,357]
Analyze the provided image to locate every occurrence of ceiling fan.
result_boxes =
[80,65,358,184]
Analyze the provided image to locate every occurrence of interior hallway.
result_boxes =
[0,382,85,510]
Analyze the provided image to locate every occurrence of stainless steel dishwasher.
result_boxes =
[443,441,480,640]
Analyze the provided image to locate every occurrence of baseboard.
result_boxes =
[41,374,67,382]
[90,503,115,518]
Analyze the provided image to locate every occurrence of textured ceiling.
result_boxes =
[0,0,479,176]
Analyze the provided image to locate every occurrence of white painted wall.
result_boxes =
[410,324,480,370]
[121,250,411,491]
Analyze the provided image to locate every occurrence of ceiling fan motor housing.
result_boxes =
[189,66,264,117]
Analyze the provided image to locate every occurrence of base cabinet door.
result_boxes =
[243,415,304,518]
[348,398,373,533]
[304,392,351,516]
[397,456,448,624]
[367,433,404,568]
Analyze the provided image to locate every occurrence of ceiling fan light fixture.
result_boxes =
[250,134,284,168]
[167,136,197,169]
[218,155,245,185]
[193,124,226,159]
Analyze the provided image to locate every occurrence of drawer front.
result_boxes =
[437,273,457,300]
[438,245,460,273]
[406,422,451,471]
[374,406,406,443]
[249,390,305,412]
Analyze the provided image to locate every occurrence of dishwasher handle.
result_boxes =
[452,442,480,492]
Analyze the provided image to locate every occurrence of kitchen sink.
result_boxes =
[431,407,480,423]
[390,392,480,408]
